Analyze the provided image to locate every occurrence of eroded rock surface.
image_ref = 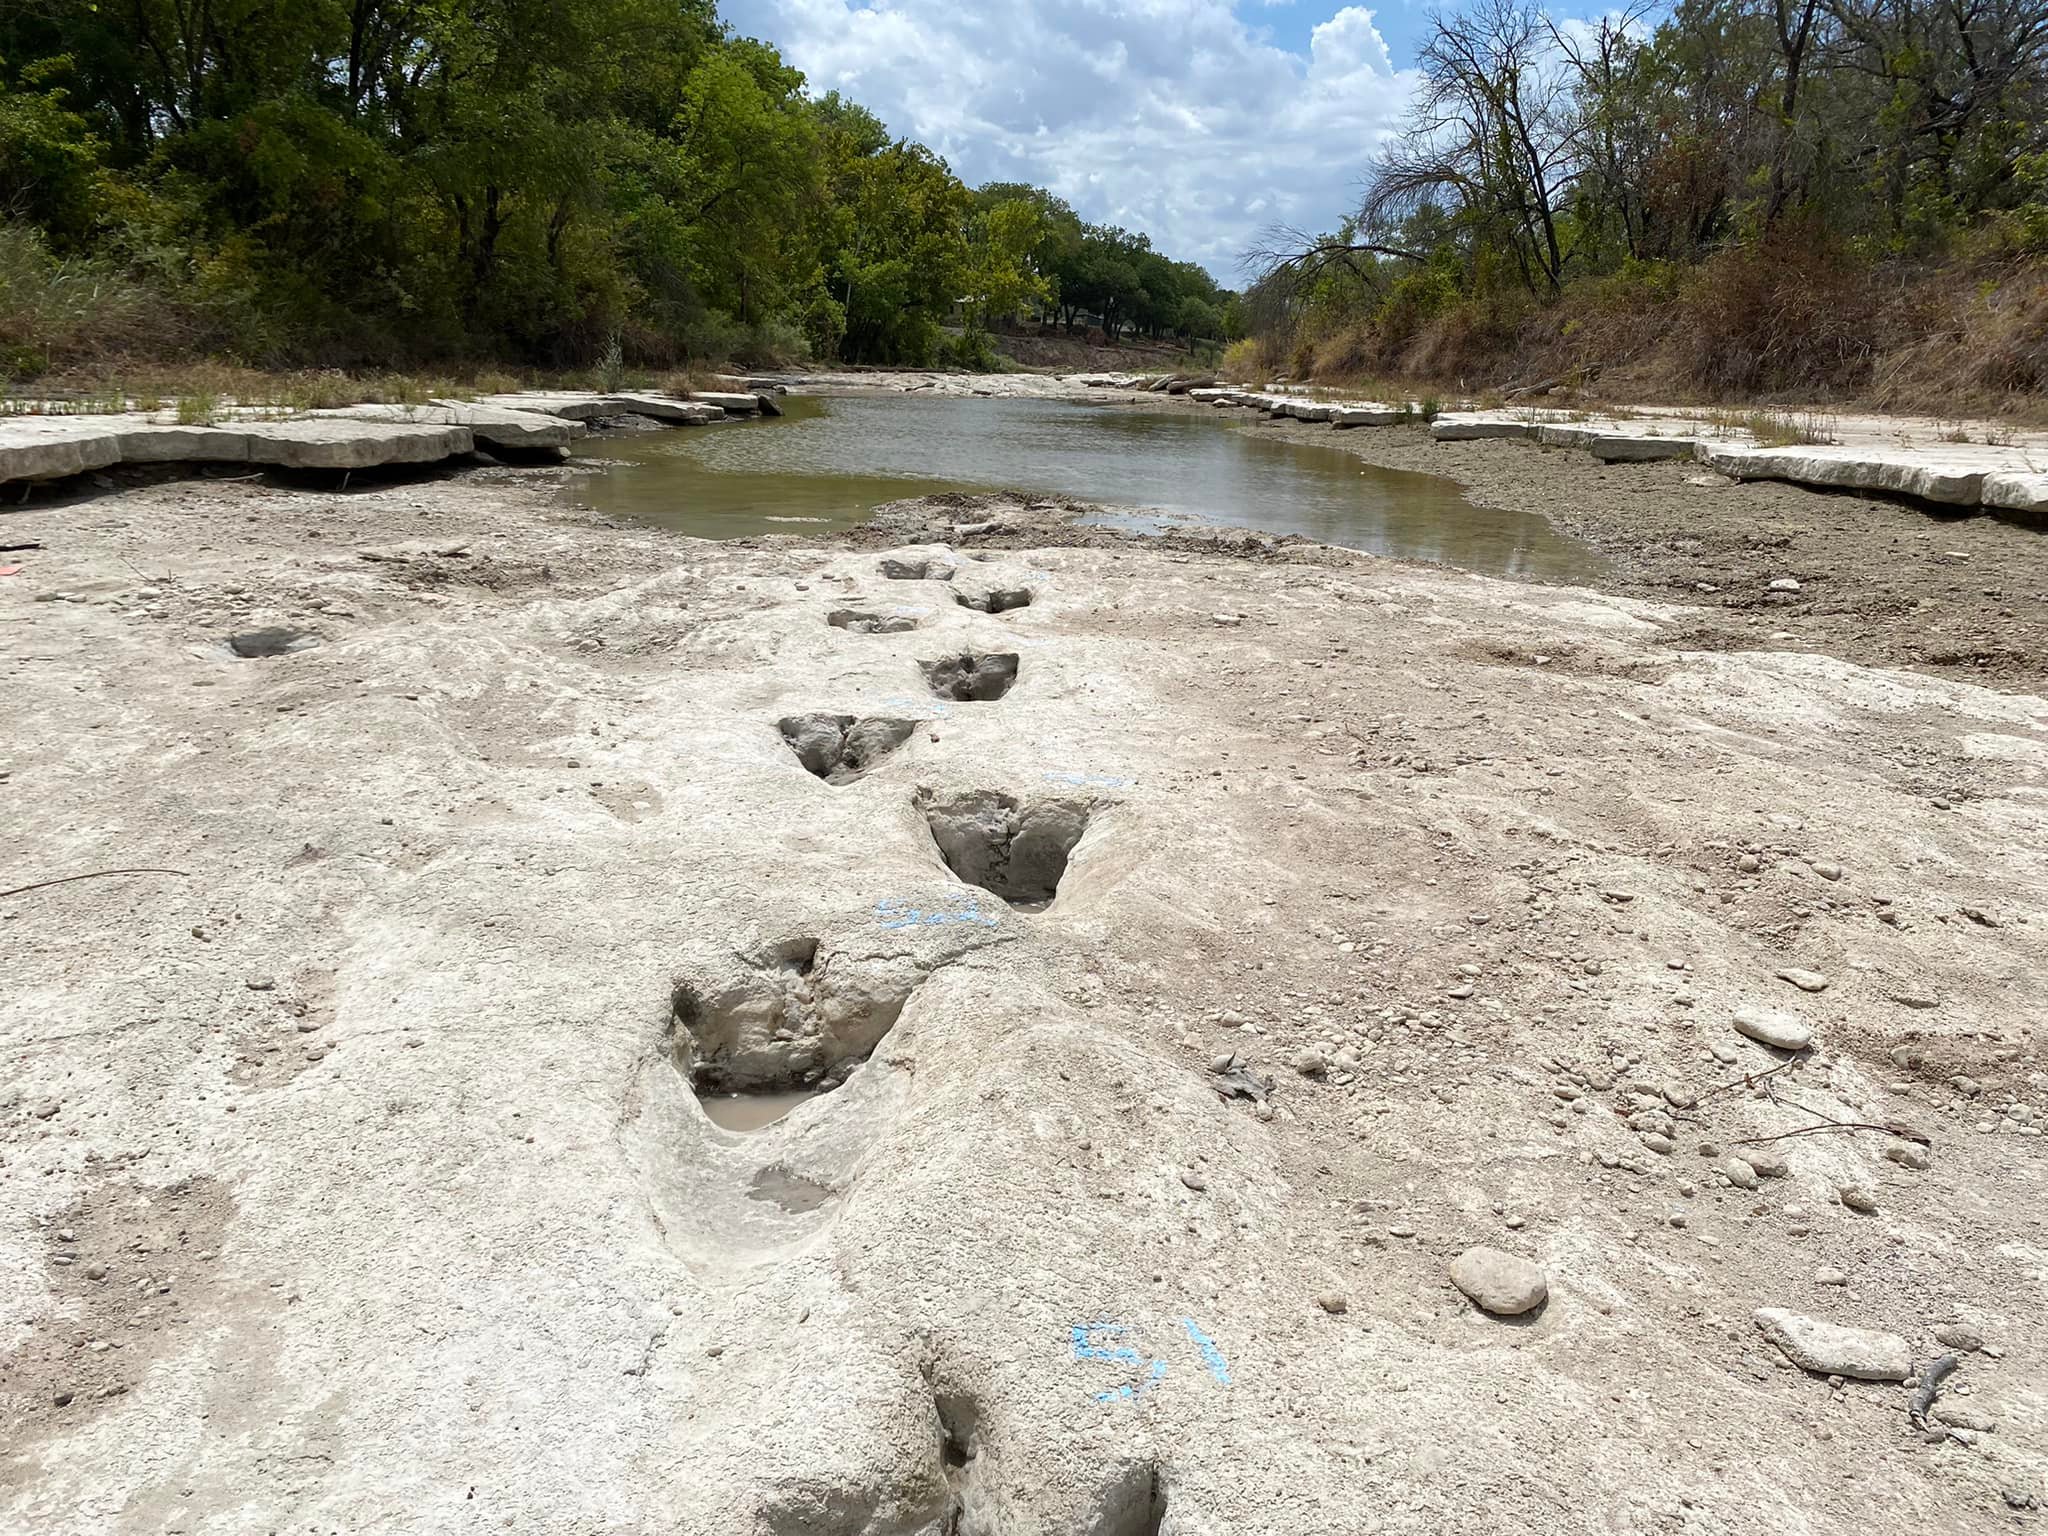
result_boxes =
[3,474,2044,1536]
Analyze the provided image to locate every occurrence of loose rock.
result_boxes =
[1449,1246,1548,1317]
[1739,1147,1789,1179]
[1732,1006,1812,1051]
[228,627,319,659]
[1776,967,1831,994]
[1934,1404,1995,1433]
[1753,1308,1911,1380]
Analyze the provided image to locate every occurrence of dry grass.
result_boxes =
[660,364,727,394]
[0,223,202,380]
[1866,261,2048,419]
[174,392,220,426]
[3,363,549,418]
[1705,407,1840,446]
[1276,229,2047,426]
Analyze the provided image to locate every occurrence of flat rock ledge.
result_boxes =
[1449,1246,1549,1317]
[1071,376,2048,517]
[1754,1308,1913,1380]
[1427,407,2047,517]
[0,389,751,487]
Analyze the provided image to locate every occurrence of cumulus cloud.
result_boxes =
[725,0,1417,281]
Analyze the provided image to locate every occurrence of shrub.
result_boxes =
[1373,265,1462,353]
[0,219,198,380]
[597,332,626,391]
[734,318,810,369]
[174,390,219,425]
[1308,326,1381,380]
[1220,336,1281,379]
[938,329,1000,371]
[1675,222,1877,395]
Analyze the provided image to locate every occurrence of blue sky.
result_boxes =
[1255,1,1426,65]
[723,1,1611,284]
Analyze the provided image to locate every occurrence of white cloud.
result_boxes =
[726,0,1418,283]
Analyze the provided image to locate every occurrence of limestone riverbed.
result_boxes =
[1,404,2046,1534]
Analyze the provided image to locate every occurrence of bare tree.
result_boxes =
[1764,0,1827,222]
[1240,217,1426,292]
[1551,5,1657,259]
[1358,0,1588,293]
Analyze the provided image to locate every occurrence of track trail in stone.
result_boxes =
[1,474,2043,1535]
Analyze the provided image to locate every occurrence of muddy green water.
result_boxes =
[564,393,1602,581]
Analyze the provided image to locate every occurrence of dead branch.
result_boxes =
[1,868,193,899]
[1728,1082,1932,1145]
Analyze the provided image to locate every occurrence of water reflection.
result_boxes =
[563,393,1602,582]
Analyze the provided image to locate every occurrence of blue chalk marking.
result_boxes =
[874,894,1001,931]
[1180,1318,1231,1386]
[1072,1323,1141,1366]
[1094,1360,1168,1404]
[1042,771,1132,789]
[1074,1324,1167,1405]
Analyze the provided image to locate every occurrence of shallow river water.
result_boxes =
[565,393,1602,581]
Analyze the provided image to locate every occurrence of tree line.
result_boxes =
[0,0,1231,377]
[1248,0,2048,400]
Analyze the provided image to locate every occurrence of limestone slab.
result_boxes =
[0,411,474,482]
[333,401,586,451]
[1583,431,1697,462]
[104,425,255,464]
[238,418,473,470]
[1433,416,1536,442]
[482,392,725,426]
[0,416,127,482]
[1984,471,2048,516]
[1699,445,1986,506]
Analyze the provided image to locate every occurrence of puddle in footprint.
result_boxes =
[749,1166,838,1212]
[699,1090,822,1133]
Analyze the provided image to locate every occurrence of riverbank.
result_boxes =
[8,372,2046,697]
[3,452,2044,1531]
[1215,410,2048,694]
[0,387,780,488]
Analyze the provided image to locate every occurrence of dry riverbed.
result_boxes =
[1,438,2045,1534]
